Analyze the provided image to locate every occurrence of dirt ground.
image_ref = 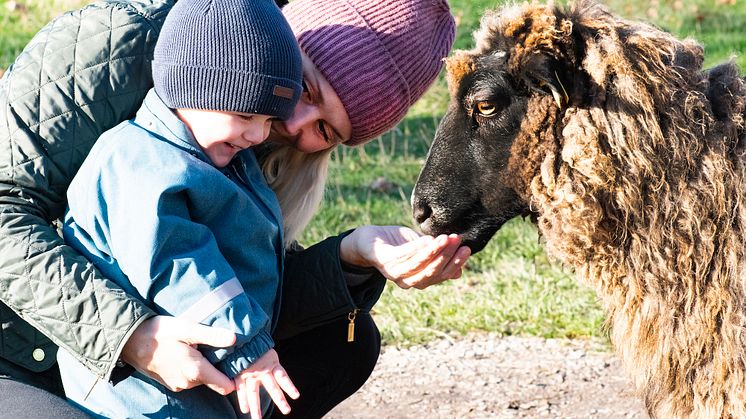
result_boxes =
[326,334,648,419]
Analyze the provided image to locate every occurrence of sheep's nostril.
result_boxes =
[413,203,433,232]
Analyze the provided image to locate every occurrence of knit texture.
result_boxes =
[153,0,302,119]
[283,0,456,145]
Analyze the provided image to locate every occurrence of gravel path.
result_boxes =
[326,334,648,418]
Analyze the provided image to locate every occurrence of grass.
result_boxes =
[0,0,88,70]
[2,0,743,347]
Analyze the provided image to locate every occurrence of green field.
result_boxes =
[2,0,744,346]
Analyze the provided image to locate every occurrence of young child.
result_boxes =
[56,0,302,417]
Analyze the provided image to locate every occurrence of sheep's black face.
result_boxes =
[412,52,531,253]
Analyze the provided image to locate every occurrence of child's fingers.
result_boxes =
[236,377,263,419]
[236,378,249,414]
[246,381,263,419]
[273,366,300,400]
[260,373,291,415]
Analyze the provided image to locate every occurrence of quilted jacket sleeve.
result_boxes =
[0,0,172,380]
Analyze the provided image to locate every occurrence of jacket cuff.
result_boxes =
[215,331,274,378]
[104,309,156,384]
[340,258,379,287]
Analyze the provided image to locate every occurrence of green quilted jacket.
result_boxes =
[0,0,385,389]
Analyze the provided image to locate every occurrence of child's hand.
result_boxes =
[234,349,299,419]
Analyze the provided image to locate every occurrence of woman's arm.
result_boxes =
[275,226,470,340]
[0,195,156,382]
[0,0,171,381]
[276,232,385,340]
[0,0,236,392]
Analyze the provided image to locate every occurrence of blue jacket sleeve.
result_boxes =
[64,136,273,378]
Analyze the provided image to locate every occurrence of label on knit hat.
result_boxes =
[273,85,295,99]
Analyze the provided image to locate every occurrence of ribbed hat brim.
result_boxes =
[153,63,302,119]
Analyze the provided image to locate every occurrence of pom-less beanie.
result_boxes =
[153,0,302,120]
[283,0,456,146]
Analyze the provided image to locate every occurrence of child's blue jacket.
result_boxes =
[63,89,283,378]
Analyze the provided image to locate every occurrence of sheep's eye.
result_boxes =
[476,101,497,116]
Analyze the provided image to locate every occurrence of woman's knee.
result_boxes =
[270,313,381,418]
[0,377,91,419]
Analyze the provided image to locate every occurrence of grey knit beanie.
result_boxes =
[153,0,302,119]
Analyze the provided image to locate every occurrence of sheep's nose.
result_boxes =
[412,202,434,235]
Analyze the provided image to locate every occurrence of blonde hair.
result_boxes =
[260,143,333,245]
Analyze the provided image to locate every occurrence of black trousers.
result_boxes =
[0,377,91,419]
[270,312,381,418]
[0,313,380,419]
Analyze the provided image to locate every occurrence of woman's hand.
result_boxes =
[121,316,237,395]
[340,225,471,289]
[234,349,299,419]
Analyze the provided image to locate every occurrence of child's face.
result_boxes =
[176,109,274,167]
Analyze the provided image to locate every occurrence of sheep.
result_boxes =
[411,1,746,417]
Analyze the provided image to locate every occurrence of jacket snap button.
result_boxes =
[32,348,45,362]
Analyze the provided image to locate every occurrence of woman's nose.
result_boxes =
[282,101,319,136]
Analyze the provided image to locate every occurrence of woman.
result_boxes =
[0,0,466,417]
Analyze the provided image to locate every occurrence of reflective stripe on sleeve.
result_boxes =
[178,277,244,323]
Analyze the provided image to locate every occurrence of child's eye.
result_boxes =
[301,79,309,93]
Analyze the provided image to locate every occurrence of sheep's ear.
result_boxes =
[535,70,570,110]
[445,50,477,97]
[519,54,571,109]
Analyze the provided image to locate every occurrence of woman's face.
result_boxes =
[268,52,353,153]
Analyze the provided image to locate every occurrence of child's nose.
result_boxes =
[242,120,272,145]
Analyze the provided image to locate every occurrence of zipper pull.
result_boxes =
[347,309,359,343]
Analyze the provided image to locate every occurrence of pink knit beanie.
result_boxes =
[283,0,456,146]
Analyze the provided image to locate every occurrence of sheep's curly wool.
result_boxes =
[451,1,746,417]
